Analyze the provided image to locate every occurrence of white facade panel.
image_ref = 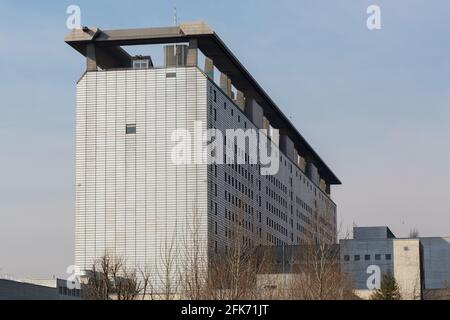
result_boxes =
[75,66,336,292]
[75,67,208,291]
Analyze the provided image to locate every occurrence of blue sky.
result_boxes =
[1,0,449,278]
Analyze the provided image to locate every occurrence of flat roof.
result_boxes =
[65,22,341,185]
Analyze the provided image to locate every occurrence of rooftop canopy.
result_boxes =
[65,22,341,185]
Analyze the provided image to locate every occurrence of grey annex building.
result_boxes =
[65,22,340,291]
[341,226,450,300]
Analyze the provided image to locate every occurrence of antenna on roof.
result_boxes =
[173,5,178,26]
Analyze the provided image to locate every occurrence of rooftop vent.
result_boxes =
[132,55,153,69]
[164,45,188,67]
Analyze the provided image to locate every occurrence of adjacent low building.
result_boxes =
[340,226,450,300]
[0,278,80,300]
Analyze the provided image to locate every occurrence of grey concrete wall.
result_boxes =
[245,98,263,129]
[306,163,319,186]
[353,226,396,240]
[164,45,188,67]
[279,135,295,163]
[0,280,57,300]
[392,239,421,299]
[341,234,450,299]
[421,237,450,289]
[340,239,394,290]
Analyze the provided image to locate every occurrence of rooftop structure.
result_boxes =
[66,22,340,294]
[65,22,341,188]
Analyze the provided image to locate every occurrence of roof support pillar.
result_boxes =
[187,39,198,67]
[204,57,214,79]
[228,77,234,99]
[245,97,264,128]
[220,73,232,97]
[86,44,97,71]
[235,90,245,111]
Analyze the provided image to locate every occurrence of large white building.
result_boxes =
[65,22,341,291]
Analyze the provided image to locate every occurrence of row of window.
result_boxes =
[343,253,392,262]
[266,201,287,223]
[266,185,288,209]
[267,217,288,237]
[296,197,313,215]
[266,174,288,195]
[209,85,334,247]
[212,84,334,213]
[58,286,81,297]
[224,171,254,201]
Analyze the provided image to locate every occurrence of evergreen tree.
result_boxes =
[370,270,401,300]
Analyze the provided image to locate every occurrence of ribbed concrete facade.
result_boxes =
[75,65,338,291]
[75,67,209,288]
[207,80,337,253]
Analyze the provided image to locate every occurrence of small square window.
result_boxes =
[385,254,392,260]
[343,255,350,261]
[354,255,360,261]
[126,124,136,134]
[133,59,149,69]
[375,254,381,261]
[365,254,370,261]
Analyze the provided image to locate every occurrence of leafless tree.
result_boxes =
[138,266,154,300]
[81,191,356,300]
[180,205,209,300]
[280,213,356,300]
[204,199,273,300]
[158,236,180,300]
[285,244,354,300]
[409,228,420,238]
[82,253,152,300]
[178,191,357,300]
